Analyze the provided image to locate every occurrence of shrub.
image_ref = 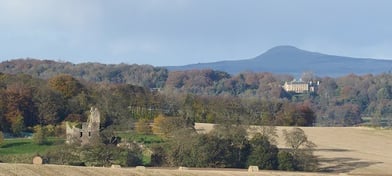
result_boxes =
[278,151,296,171]
[0,131,4,145]
[32,125,47,145]
[247,134,278,170]
[135,119,152,135]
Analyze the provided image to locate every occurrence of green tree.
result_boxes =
[46,144,83,165]
[32,125,47,145]
[83,143,142,167]
[165,132,245,168]
[0,131,4,145]
[247,134,278,170]
[277,151,296,171]
[11,114,24,135]
[150,144,167,166]
[210,123,250,168]
[34,87,66,125]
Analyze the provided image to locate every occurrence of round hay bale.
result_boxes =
[32,156,43,165]
[248,165,259,172]
[136,166,146,171]
[178,166,188,170]
[111,164,121,168]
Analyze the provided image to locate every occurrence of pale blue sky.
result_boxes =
[1,0,391,66]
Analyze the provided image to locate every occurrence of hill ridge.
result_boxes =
[167,45,392,76]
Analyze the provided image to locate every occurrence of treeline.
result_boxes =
[0,73,157,134]
[0,59,168,88]
[1,59,392,127]
[0,72,316,136]
[44,116,317,171]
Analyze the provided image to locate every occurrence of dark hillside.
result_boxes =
[167,45,392,76]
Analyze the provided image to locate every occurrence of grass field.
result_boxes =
[0,138,62,155]
[0,137,64,163]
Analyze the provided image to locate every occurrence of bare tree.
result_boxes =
[283,127,317,171]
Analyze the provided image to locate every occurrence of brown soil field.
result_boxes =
[1,124,391,176]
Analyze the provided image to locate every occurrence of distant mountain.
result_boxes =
[167,45,392,76]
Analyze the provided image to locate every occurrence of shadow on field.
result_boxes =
[1,142,29,148]
[318,157,382,173]
[315,148,352,152]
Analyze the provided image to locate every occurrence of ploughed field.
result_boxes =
[1,124,391,176]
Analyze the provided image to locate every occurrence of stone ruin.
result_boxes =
[66,107,100,145]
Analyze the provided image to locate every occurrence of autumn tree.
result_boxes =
[135,118,152,135]
[283,128,317,171]
[152,114,165,136]
[3,82,36,134]
[48,74,84,99]
[249,125,278,145]
[152,114,195,138]
[34,87,66,125]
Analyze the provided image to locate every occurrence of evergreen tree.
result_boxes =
[247,134,278,170]
[277,151,296,171]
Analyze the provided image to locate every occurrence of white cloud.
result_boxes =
[108,39,162,57]
[0,0,102,29]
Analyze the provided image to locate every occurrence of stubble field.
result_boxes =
[0,123,391,176]
[196,123,392,175]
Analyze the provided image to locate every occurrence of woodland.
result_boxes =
[0,59,391,171]
[0,59,391,131]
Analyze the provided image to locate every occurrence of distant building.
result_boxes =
[283,79,319,93]
[66,107,100,145]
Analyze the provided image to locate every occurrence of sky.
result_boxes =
[1,0,392,66]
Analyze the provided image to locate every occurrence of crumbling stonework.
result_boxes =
[66,107,101,145]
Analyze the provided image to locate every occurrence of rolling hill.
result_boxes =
[167,46,392,77]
